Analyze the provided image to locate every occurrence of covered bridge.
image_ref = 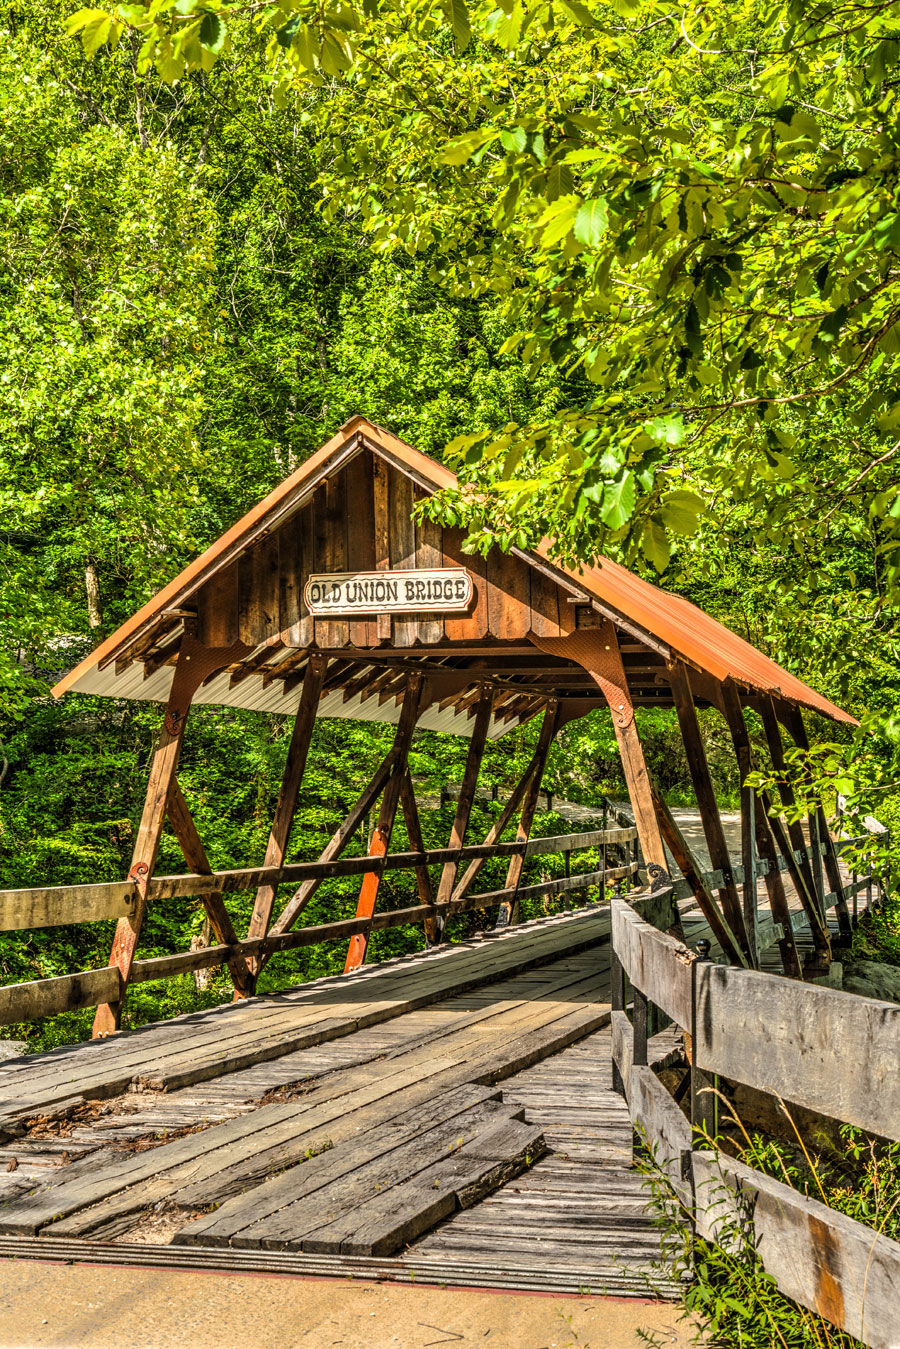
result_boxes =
[2,418,894,1344]
[53,414,855,1035]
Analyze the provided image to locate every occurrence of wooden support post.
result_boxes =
[166,781,253,998]
[611,946,626,1096]
[651,784,748,966]
[247,655,327,967]
[435,686,493,907]
[495,702,561,929]
[632,987,648,1069]
[530,625,668,875]
[398,770,439,944]
[775,702,854,945]
[92,633,249,1035]
[690,946,718,1142]
[345,676,424,972]
[741,787,759,966]
[720,682,803,980]
[668,661,752,963]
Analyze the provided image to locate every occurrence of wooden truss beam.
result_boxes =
[92,634,249,1035]
[435,686,493,911]
[166,781,253,997]
[345,675,425,971]
[398,770,439,944]
[668,661,753,964]
[774,700,853,944]
[530,625,668,875]
[651,784,748,966]
[720,680,803,979]
[450,728,556,905]
[265,744,399,947]
[246,655,327,970]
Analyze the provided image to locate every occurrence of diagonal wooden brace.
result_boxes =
[345,675,426,972]
[92,634,251,1036]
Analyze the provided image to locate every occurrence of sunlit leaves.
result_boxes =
[573,197,607,248]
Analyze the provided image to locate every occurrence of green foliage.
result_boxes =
[639,1138,869,1348]
[742,1125,900,1246]
[73,0,900,592]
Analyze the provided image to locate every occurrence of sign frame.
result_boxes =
[304,568,474,617]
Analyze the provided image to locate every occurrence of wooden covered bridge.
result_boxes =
[0,417,897,1344]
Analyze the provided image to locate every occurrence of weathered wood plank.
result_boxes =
[388,465,417,649]
[610,898,694,1030]
[693,1149,900,1349]
[443,527,488,641]
[694,963,900,1141]
[0,967,123,1028]
[343,448,376,649]
[0,883,138,933]
[630,1065,692,1204]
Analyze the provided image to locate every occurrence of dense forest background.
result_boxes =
[2,0,899,1049]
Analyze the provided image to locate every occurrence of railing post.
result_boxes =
[610,944,626,1097]
[690,939,717,1143]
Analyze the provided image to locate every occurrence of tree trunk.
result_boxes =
[85,562,102,630]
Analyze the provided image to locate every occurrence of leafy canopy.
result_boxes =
[64,0,900,591]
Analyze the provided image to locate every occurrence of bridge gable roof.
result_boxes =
[52,416,855,729]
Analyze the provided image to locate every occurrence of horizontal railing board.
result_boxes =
[694,964,900,1143]
[0,967,122,1028]
[630,1065,693,1206]
[0,828,872,935]
[129,867,628,984]
[0,828,635,931]
[611,898,694,1030]
[693,1150,900,1349]
[0,884,139,932]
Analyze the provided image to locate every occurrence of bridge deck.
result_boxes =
[0,905,679,1297]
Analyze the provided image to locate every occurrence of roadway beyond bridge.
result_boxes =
[0,905,679,1300]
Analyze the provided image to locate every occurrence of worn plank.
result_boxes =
[443,527,487,641]
[388,464,417,649]
[227,1099,523,1252]
[694,963,900,1141]
[343,449,376,648]
[610,898,694,1030]
[0,883,137,933]
[0,968,122,1029]
[693,1149,900,1349]
[486,549,531,642]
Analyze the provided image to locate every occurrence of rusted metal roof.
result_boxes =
[52,416,855,726]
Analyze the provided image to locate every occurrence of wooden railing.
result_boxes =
[0,824,638,1028]
[610,847,899,1349]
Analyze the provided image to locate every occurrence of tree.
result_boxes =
[65,0,900,595]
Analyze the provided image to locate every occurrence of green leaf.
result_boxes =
[660,489,703,535]
[573,198,608,248]
[445,0,471,50]
[500,127,527,154]
[559,0,595,24]
[199,11,225,52]
[642,516,671,573]
[600,471,635,529]
[538,197,578,248]
[438,129,496,166]
[276,14,303,48]
[644,415,685,447]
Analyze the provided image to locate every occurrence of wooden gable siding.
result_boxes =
[196,450,575,651]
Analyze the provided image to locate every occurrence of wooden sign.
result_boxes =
[305,569,474,616]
